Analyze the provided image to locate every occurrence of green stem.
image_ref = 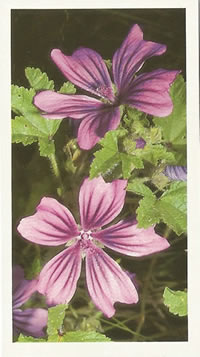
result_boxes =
[48,153,64,197]
[100,318,147,340]
[133,256,157,341]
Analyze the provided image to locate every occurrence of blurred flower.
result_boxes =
[18,176,169,318]
[13,265,48,338]
[34,24,179,150]
[135,138,146,149]
[164,165,187,181]
[124,271,139,291]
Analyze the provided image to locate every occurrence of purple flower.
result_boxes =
[34,24,180,150]
[13,265,48,338]
[164,165,187,181]
[17,177,169,318]
[135,138,146,149]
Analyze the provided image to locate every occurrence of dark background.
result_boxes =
[11,9,187,342]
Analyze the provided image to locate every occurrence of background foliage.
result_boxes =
[12,9,187,342]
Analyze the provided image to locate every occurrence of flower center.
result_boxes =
[79,230,92,241]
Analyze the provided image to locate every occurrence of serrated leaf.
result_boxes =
[38,137,55,157]
[47,304,68,340]
[90,130,124,179]
[25,67,54,90]
[58,81,76,94]
[138,144,175,166]
[61,330,111,342]
[11,85,36,115]
[136,195,160,228]
[90,129,144,179]
[120,153,144,179]
[11,85,62,151]
[157,181,187,235]
[153,75,186,165]
[163,287,187,317]
[127,181,155,198]
[18,334,46,342]
[12,116,46,145]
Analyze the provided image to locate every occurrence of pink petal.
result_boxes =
[85,244,138,318]
[37,242,82,305]
[123,69,180,117]
[93,219,170,257]
[51,48,114,101]
[79,177,127,230]
[34,91,104,119]
[113,24,166,94]
[17,197,79,246]
[13,308,48,338]
[13,266,38,309]
[77,105,121,150]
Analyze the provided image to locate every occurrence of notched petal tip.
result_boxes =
[86,246,139,318]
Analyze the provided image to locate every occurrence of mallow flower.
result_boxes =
[164,165,187,181]
[17,177,170,318]
[34,24,180,150]
[13,265,48,338]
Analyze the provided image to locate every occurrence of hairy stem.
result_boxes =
[48,153,64,197]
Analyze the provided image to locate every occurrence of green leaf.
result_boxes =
[11,85,62,137]
[163,287,187,316]
[25,67,54,90]
[18,334,46,342]
[89,130,123,179]
[153,75,186,165]
[11,85,62,154]
[61,330,111,342]
[138,144,175,166]
[58,81,76,94]
[12,116,46,145]
[136,195,161,228]
[127,181,155,198]
[90,129,143,179]
[25,256,41,279]
[11,85,36,116]
[38,137,55,157]
[157,181,187,235]
[47,304,68,341]
[104,59,112,70]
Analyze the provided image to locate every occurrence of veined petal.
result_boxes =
[34,91,104,119]
[85,245,138,318]
[37,242,82,305]
[13,308,48,338]
[79,177,127,230]
[123,69,180,117]
[77,105,121,150]
[93,219,170,257]
[51,48,114,101]
[17,197,79,246]
[113,24,166,94]
[164,165,187,181]
[13,269,37,309]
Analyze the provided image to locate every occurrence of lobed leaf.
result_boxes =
[157,181,187,235]
[163,287,187,317]
[61,330,111,342]
[58,81,76,94]
[136,195,160,228]
[25,67,54,90]
[47,304,68,341]
[153,75,186,165]
[127,180,155,198]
